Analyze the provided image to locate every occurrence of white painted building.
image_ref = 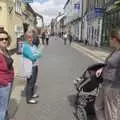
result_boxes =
[85,0,105,47]
[81,0,88,44]
[86,8,104,47]
[55,14,64,35]
[64,0,83,41]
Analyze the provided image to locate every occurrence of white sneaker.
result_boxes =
[27,99,38,104]
[32,94,39,98]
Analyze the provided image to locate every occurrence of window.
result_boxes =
[15,25,23,38]
[15,0,22,15]
[96,0,99,8]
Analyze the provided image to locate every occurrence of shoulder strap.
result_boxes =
[105,49,116,63]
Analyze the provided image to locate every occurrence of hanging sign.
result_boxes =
[23,0,33,3]
[74,3,80,10]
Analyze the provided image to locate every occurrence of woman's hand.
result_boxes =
[96,68,103,77]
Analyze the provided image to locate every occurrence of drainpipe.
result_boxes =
[101,0,106,46]
[80,0,83,42]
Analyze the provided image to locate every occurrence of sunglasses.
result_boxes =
[0,37,8,41]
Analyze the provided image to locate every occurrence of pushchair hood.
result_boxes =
[76,63,105,92]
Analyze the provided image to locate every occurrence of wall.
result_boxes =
[8,13,24,49]
[64,0,82,25]
[0,1,8,31]
[7,0,24,49]
[87,18,103,46]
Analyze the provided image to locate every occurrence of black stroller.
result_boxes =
[73,63,105,120]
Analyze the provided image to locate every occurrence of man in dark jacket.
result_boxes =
[41,32,45,45]
[68,33,72,44]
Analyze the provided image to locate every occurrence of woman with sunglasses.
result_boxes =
[0,29,14,120]
[22,30,42,104]
[95,28,120,120]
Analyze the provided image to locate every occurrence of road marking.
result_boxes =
[71,43,103,63]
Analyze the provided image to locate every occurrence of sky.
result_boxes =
[31,0,67,25]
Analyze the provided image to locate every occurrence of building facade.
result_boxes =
[54,13,64,35]
[64,0,83,41]
[101,0,119,46]
[86,0,105,47]
[81,0,87,44]
[0,0,25,49]
[57,0,120,47]
[0,0,42,49]
[82,0,119,47]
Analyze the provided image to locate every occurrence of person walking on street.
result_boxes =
[45,31,49,45]
[22,30,42,104]
[68,32,72,44]
[63,32,67,45]
[95,28,120,120]
[0,29,14,120]
[41,32,45,45]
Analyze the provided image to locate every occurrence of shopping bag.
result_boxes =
[20,57,32,78]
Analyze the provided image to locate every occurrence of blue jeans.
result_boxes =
[0,83,11,120]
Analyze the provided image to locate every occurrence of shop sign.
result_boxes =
[87,8,105,21]
[74,3,80,10]
[95,8,105,17]
[23,0,33,3]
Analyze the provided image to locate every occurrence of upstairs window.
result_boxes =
[15,0,22,15]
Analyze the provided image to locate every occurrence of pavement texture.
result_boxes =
[13,37,111,120]
[8,53,25,119]
[71,42,111,62]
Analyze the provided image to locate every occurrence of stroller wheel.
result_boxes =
[73,106,87,120]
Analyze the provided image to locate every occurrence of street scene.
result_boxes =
[14,36,98,120]
[13,36,109,120]
[1,0,120,120]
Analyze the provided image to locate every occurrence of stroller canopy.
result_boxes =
[81,63,105,92]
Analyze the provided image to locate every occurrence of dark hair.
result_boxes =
[110,28,120,43]
[0,29,11,46]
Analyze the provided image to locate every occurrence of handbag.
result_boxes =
[21,57,32,78]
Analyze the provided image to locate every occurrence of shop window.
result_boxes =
[96,0,99,8]
[101,0,104,7]
[15,25,23,38]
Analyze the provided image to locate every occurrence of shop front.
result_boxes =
[87,8,104,46]
[102,8,120,46]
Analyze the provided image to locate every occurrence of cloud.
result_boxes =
[31,0,67,25]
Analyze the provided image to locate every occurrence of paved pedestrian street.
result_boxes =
[15,37,96,120]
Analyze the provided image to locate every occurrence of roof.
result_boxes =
[34,12,43,19]
[26,4,43,18]
[26,4,36,16]
[57,14,65,22]
[64,0,70,9]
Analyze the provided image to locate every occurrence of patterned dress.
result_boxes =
[95,50,120,120]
